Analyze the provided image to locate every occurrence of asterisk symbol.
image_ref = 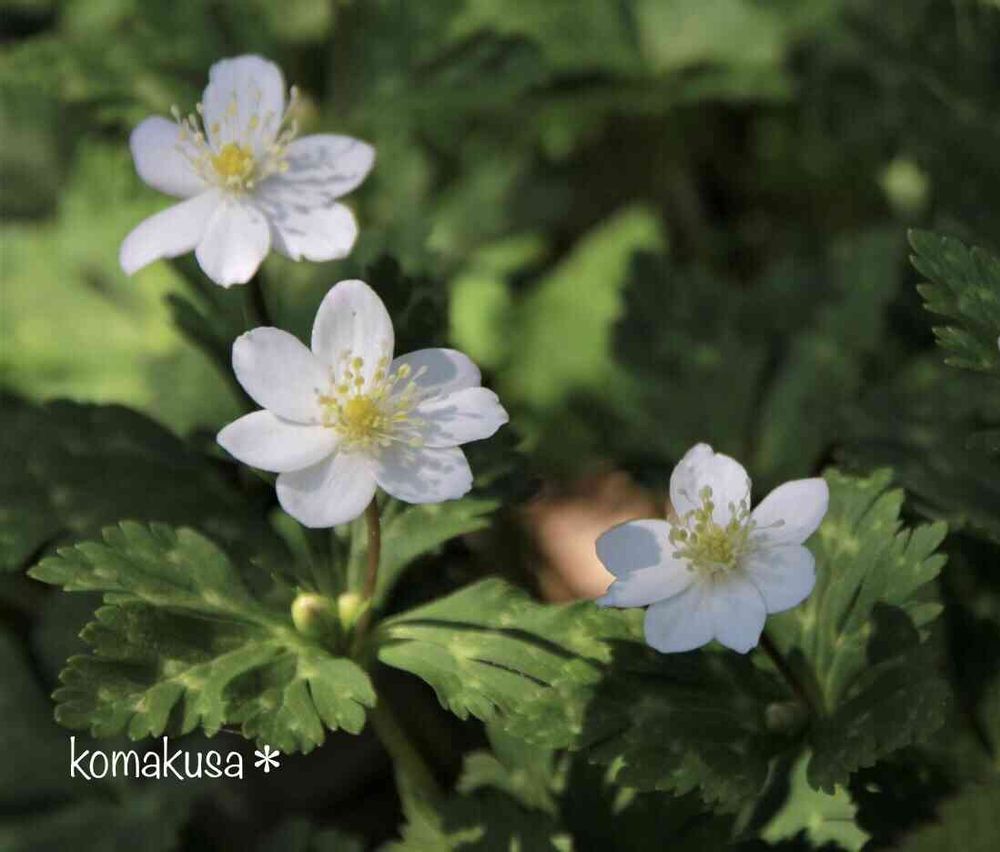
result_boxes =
[253,744,281,774]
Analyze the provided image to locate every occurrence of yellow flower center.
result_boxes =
[172,84,300,194]
[669,486,752,574]
[340,396,384,442]
[317,353,426,451]
[211,142,255,183]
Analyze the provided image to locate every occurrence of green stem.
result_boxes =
[350,498,381,653]
[369,698,442,804]
[243,274,273,328]
[759,632,818,716]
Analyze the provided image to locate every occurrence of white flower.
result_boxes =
[217,279,509,527]
[120,55,374,287]
[595,444,829,654]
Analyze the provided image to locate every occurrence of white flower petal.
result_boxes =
[707,575,767,654]
[595,520,694,608]
[217,410,338,473]
[276,451,377,528]
[202,55,285,153]
[232,328,327,423]
[750,478,829,547]
[260,195,358,262]
[278,134,375,200]
[669,443,751,526]
[643,583,713,653]
[130,116,207,198]
[195,199,271,287]
[390,349,482,400]
[744,545,816,614]
[594,517,668,575]
[413,387,508,448]
[310,280,394,380]
[375,445,473,505]
[119,190,221,275]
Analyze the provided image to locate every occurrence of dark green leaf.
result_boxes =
[910,229,1000,377]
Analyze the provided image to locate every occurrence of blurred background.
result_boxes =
[2,0,1000,849]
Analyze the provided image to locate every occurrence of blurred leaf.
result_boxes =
[895,781,1000,852]
[502,206,665,412]
[844,358,1000,543]
[0,142,237,431]
[0,395,282,572]
[752,230,901,482]
[762,752,868,850]
[258,817,363,852]
[910,229,1000,377]
[29,522,375,752]
[0,631,196,852]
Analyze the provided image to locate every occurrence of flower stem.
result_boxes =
[759,632,817,715]
[351,498,382,648]
[369,698,442,804]
[243,274,273,328]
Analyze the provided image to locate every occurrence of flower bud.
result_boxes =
[290,592,339,638]
[337,592,365,630]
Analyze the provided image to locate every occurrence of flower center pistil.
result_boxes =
[211,143,255,186]
[317,353,427,451]
[669,486,752,574]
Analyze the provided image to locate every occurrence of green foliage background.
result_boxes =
[2,0,999,849]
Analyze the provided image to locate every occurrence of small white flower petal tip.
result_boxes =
[217,279,508,528]
[594,443,829,655]
[120,55,375,287]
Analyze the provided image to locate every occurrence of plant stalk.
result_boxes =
[369,698,442,804]
[244,274,273,328]
[759,632,817,716]
[351,498,382,648]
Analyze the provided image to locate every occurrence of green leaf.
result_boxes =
[910,229,1000,378]
[575,643,790,811]
[0,395,283,573]
[386,789,571,852]
[896,782,1000,852]
[375,578,627,748]
[29,523,375,753]
[762,752,869,850]
[767,469,950,790]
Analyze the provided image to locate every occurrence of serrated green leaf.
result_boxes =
[375,578,627,748]
[762,752,869,850]
[0,395,283,573]
[29,522,375,752]
[575,642,790,811]
[910,229,1000,377]
[767,469,950,790]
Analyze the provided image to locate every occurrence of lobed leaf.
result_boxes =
[767,469,951,790]
[375,577,628,748]
[29,523,375,753]
[910,229,1000,377]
